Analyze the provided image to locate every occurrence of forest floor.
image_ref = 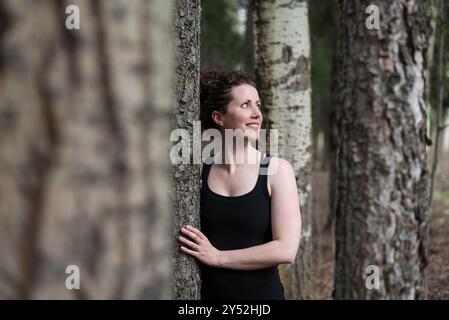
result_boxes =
[427,155,449,299]
[311,154,449,300]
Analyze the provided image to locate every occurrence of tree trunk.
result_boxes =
[244,0,255,76]
[334,0,432,299]
[324,42,339,232]
[0,0,174,299]
[254,0,313,299]
[171,0,202,299]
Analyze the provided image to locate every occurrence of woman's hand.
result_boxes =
[178,225,221,267]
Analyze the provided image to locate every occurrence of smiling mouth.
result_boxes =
[246,123,260,129]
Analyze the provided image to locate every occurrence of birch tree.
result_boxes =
[254,0,313,299]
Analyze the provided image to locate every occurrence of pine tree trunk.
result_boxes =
[254,0,313,299]
[334,0,432,299]
[0,0,174,299]
[171,0,202,299]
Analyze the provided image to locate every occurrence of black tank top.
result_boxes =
[200,153,285,300]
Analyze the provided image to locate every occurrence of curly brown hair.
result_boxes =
[200,70,258,131]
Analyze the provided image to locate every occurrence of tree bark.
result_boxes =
[334,0,432,299]
[254,0,313,299]
[171,0,202,299]
[0,0,174,299]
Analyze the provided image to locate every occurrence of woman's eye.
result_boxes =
[240,102,262,109]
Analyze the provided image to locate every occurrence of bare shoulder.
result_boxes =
[267,157,296,195]
[267,156,295,179]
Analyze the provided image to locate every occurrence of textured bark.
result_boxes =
[0,0,174,299]
[171,0,201,299]
[334,0,432,299]
[254,0,313,299]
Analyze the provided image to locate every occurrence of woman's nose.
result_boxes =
[251,106,262,117]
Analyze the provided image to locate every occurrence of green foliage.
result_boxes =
[200,0,245,71]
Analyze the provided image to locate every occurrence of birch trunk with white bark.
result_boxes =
[254,0,313,299]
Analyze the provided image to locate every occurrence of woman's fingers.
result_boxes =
[181,226,202,241]
[178,227,219,267]
[180,246,198,257]
[179,236,198,250]
[184,225,205,240]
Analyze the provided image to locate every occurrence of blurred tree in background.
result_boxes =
[309,0,338,165]
[200,0,245,71]
[0,0,174,299]
[429,0,449,121]
[429,0,449,210]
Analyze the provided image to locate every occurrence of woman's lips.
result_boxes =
[246,123,259,129]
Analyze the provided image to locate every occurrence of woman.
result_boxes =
[178,70,301,300]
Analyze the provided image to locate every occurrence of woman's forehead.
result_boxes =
[231,84,259,101]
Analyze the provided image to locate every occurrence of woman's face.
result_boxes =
[212,84,263,142]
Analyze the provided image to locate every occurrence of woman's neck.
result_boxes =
[214,142,260,174]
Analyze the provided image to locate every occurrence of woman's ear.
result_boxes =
[211,111,224,128]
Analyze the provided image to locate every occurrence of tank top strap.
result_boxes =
[201,157,214,189]
[259,153,271,173]
[258,153,271,199]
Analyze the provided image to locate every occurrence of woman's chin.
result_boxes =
[244,130,259,141]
